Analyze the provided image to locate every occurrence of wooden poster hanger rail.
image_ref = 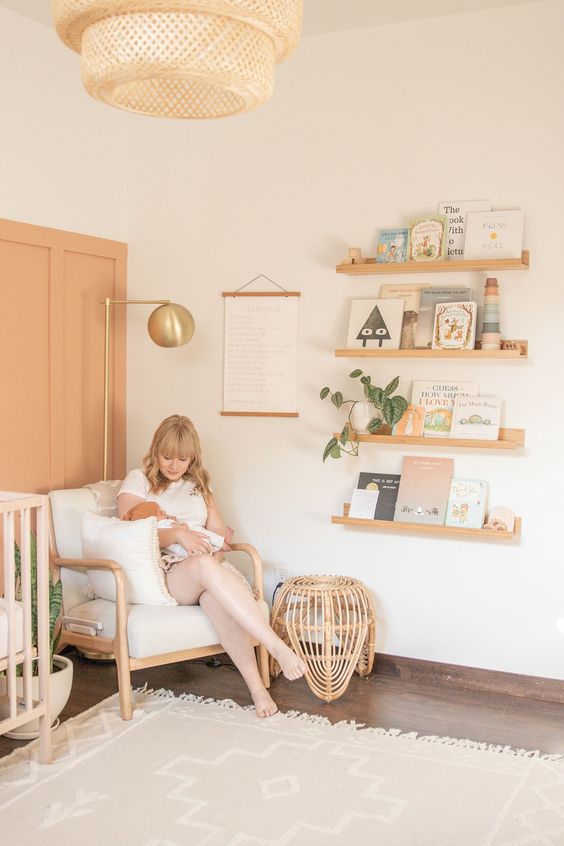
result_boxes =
[222,274,301,298]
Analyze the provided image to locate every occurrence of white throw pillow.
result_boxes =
[81,511,177,606]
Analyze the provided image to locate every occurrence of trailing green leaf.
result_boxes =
[370,386,383,407]
[340,426,349,446]
[331,391,343,409]
[367,417,383,434]
[383,376,400,398]
[320,386,330,400]
[323,438,339,462]
[349,369,363,379]
[330,443,342,459]
[389,394,408,424]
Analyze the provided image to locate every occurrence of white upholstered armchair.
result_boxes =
[48,487,270,720]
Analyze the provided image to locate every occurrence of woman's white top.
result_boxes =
[118,468,208,529]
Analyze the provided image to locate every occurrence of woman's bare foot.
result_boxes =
[271,641,307,681]
[251,686,278,718]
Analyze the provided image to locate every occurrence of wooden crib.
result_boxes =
[0,492,51,762]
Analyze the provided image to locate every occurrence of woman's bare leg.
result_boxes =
[166,555,305,680]
[199,591,277,718]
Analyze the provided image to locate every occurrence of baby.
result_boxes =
[122,501,254,596]
[122,501,230,557]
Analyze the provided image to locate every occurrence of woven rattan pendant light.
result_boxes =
[52,1,303,119]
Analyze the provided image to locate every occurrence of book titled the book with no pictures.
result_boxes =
[395,456,454,525]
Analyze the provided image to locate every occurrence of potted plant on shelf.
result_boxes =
[0,534,72,738]
[320,369,408,461]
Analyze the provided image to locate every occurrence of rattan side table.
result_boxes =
[270,575,377,702]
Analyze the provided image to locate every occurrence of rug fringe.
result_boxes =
[132,687,563,762]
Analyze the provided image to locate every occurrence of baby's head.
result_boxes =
[122,501,167,522]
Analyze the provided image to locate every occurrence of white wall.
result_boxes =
[3,2,563,681]
[0,8,128,240]
[124,0,564,680]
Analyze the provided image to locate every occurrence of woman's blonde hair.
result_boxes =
[143,414,212,500]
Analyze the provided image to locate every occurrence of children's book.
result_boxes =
[445,478,489,529]
[375,228,409,264]
[392,404,425,437]
[463,209,524,259]
[408,216,447,262]
[352,472,401,521]
[451,395,502,440]
[437,199,491,260]
[346,299,404,350]
[432,301,477,351]
[414,287,472,349]
[395,456,454,525]
[379,284,424,349]
[411,381,479,438]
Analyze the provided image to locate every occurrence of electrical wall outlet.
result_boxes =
[274,567,288,584]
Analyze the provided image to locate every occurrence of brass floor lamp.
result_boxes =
[102,298,195,481]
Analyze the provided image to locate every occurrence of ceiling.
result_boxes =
[0,0,542,36]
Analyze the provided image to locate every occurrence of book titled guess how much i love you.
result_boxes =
[411,381,479,438]
[395,456,454,526]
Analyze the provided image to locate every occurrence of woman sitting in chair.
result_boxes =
[117,414,305,718]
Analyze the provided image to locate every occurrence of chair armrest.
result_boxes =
[53,556,122,572]
[53,557,130,656]
[229,543,264,601]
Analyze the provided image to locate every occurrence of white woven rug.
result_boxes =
[1,689,563,846]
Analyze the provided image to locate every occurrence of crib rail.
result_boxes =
[0,491,51,762]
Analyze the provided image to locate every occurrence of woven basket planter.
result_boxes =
[52,1,303,118]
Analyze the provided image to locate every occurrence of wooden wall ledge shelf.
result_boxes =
[335,341,528,359]
[333,427,525,450]
[332,505,521,540]
[336,251,530,275]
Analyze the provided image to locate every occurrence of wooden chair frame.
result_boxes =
[49,505,270,721]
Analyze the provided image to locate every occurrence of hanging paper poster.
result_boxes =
[223,294,299,416]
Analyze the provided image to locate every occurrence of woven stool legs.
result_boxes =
[270,576,376,702]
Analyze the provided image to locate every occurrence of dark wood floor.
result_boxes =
[2,647,564,759]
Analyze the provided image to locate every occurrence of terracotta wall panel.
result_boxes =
[0,219,127,495]
[0,239,52,493]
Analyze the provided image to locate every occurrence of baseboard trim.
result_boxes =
[374,653,564,705]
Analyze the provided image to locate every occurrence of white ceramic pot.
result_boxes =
[349,401,383,434]
[0,654,73,739]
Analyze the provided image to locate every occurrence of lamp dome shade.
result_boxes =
[147,303,195,347]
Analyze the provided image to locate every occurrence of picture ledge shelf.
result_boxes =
[334,427,525,450]
[332,504,522,541]
[334,341,528,359]
[336,250,530,275]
